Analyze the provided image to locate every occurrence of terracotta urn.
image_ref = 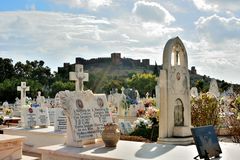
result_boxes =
[102,123,120,147]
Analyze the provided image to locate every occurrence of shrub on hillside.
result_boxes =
[191,93,221,127]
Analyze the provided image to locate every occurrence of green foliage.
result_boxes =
[0,58,15,82]
[127,73,157,97]
[130,126,159,142]
[0,78,20,103]
[50,81,74,97]
[191,93,220,127]
[102,79,126,94]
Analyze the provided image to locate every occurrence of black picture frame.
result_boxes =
[191,125,222,159]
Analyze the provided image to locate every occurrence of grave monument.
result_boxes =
[17,82,30,107]
[190,87,199,98]
[57,64,112,147]
[157,37,193,145]
[69,64,89,91]
[209,79,220,98]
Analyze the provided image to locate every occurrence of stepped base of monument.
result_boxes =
[157,137,194,145]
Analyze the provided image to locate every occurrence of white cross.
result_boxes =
[121,87,125,94]
[146,92,149,99]
[17,82,30,107]
[37,91,41,97]
[69,64,89,91]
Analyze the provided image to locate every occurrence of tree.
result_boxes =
[50,81,74,97]
[195,80,204,92]
[102,79,126,94]
[0,78,20,103]
[127,73,157,97]
[0,58,15,82]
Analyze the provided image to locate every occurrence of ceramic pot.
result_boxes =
[102,123,120,147]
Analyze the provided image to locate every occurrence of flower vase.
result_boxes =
[102,123,120,147]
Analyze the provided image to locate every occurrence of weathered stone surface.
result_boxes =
[157,37,192,144]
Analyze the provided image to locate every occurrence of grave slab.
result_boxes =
[0,134,25,160]
[38,141,240,160]
[2,126,65,154]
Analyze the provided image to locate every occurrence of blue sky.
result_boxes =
[0,0,240,84]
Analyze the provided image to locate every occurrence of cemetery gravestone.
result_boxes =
[69,64,89,91]
[209,79,220,98]
[37,106,50,128]
[108,92,126,116]
[157,37,192,145]
[48,108,56,126]
[224,85,235,97]
[191,125,222,159]
[118,121,133,135]
[17,82,30,107]
[21,107,37,129]
[36,91,45,105]
[190,87,199,98]
[118,121,128,135]
[58,90,112,147]
[54,108,67,132]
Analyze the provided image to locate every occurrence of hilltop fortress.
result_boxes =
[66,53,150,67]
[58,53,197,75]
[58,53,158,77]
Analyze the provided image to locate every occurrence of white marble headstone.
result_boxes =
[36,106,50,127]
[209,79,220,98]
[118,121,133,135]
[190,87,198,98]
[54,108,67,132]
[21,107,37,129]
[58,90,113,147]
[48,108,56,126]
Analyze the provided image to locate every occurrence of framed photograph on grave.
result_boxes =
[191,125,222,159]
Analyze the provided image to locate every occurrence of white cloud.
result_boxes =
[142,22,183,37]
[0,11,180,71]
[195,15,240,43]
[184,14,240,83]
[51,0,112,10]
[192,0,240,12]
[192,0,218,12]
[132,1,175,24]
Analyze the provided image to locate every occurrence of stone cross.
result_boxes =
[17,82,30,107]
[69,64,89,91]
[121,87,125,94]
[36,91,45,105]
[146,92,149,99]
[37,91,41,97]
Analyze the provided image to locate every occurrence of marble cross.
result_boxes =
[146,92,149,99]
[69,64,89,91]
[17,82,30,107]
[121,87,125,94]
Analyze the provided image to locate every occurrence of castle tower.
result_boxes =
[111,53,121,65]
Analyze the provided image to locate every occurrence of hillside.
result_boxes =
[57,54,239,94]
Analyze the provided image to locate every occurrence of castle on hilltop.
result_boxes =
[57,53,197,80]
[58,53,152,72]
[74,53,150,66]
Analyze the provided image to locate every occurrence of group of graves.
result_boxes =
[1,37,240,159]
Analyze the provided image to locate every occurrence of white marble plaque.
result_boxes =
[21,107,37,129]
[48,108,56,126]
[54,108,67,132]
[118,121,133,135]
[36,106,50,127]
[58,90,113,146]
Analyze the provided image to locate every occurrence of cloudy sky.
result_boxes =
[0,0,240,84]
